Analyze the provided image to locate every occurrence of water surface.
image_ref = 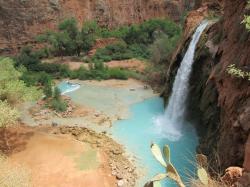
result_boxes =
[110,97,198,187]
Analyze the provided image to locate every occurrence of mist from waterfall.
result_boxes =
[154,20,209,141]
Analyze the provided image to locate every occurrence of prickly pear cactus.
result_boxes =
[148,143,186,187]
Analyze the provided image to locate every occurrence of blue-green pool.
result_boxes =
[110,97,198,187]
[57,81,80,95]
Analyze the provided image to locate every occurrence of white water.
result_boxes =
[154,20,208,141]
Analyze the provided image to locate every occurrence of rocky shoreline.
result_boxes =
[52,125,138,187]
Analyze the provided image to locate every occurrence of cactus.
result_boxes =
[196,154,209,185]
[148,143,185,187]
[197,167,209,185]
[146,143,210,187]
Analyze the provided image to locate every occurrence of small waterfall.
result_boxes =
[154,20,208,141]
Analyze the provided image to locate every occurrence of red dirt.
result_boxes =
[4,126,116,187]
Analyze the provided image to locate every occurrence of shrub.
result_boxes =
[75,66,90,80]
[226,64,250,80]
[0,100,19,128]
[15,46,41,71]
[53,87,61,100]
[21,71,52,86]
[0,58,42,105]
[108,68,128,80]
[50,99,67,112]
[149,33,180,64]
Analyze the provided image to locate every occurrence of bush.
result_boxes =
[149,33,180,64]
[21,71,52,86]
[108,68,128,80]
[15,46,41,71]
[0,101,19,128]
[0,58,42,105]
[50,99,68,112]
[44,82,53,98]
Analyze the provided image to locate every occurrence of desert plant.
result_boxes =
[50,99,67,112]
[226,64,250,81]
[145,143,210,187]
[0,101,19,152]
[242,1,250,31]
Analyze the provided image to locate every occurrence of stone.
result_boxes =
[116,173,123,180]
[49,0,59,10]
[112,171,117,176]
[221,167,243,186]
[117,179,124,187]
[52,122,58,127]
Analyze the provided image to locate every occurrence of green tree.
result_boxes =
[58,18,78,40]
[53,87,61,100]
[80,21,100,53]
[16,46,41,71]
[149,33,180,64]
[44,82,53,98]
[0,58,42,105]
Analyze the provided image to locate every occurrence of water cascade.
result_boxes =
[155,20,209,141]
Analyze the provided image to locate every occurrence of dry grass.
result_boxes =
[190,177,228,187]
[0,155,31,187]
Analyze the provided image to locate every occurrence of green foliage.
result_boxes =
[149,33,179,64]
[108,68,129,80]
[242,1,250,31]
[36,19,100,57]
[122,19,181,45]
[95,19,181,63]
[0,58,42,105]
[44,81,53,98]
[242,15,250,31]
[53,87,61,100]
[15,46,41,71]
[21,71,52,86]
[58,18,78,40]
[50,98,67,112]
[92,42,134,62]
[17,18,181,82]
[226,64,250,80]
[80,21,100,53]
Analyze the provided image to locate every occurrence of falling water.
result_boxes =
[154,20,209,141]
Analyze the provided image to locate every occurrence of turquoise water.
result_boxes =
[57,81,80,95]
[110,97,198,187]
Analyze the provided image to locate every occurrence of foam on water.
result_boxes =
[110,97,198,186]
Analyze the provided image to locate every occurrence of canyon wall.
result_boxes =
[0,0,189,55]
[163,0,250,181]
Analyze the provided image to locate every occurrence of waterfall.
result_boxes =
[154,20,208,141]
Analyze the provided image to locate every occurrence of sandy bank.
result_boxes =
[2,125,137,187]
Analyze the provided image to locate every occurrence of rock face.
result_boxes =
[163,0,250,178]
[0,0,190,55]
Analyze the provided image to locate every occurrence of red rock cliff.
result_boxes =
[0,0,188,55]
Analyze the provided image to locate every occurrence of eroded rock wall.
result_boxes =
[0,0,188,55]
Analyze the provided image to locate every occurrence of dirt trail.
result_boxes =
[8,127,115,187]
